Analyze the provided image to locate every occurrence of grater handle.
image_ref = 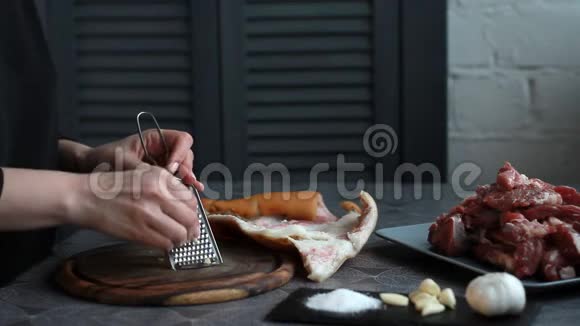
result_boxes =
[136,112,170,166]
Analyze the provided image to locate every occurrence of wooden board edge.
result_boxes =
[55,254,295,306]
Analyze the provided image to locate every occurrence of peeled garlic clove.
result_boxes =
[380,293,409,306]
[419,278,441,296]
[414,296,438,311]
[466,273,526,317]
[438,288,456,309]
[410,292,434,305]
[421,302,446,317]
[408,290,421,301]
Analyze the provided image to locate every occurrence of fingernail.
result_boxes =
[168,162,179,174]
[190,226,200,239]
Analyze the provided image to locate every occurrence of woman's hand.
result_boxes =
[0,167,199,250]
[78,129,203,191]
[72,165,200,249]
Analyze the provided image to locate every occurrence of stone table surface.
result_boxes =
[1,183,579,325]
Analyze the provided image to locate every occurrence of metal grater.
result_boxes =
[136,112,223,270]
[166,186,223,269]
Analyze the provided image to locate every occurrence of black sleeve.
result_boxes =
[0,167,4,199]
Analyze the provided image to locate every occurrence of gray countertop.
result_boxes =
[1,183,579,325]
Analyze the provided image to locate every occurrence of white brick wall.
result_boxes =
[448,0,580,184]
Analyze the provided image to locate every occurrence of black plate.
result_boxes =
[267,288,538,326]
[375,223,580,291]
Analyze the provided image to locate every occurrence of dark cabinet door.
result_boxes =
[46,0,221,170]
[220,0,400,180]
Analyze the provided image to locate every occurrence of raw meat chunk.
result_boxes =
[472,239,544,279]
[550,223,580,264]
[541,249,576,281]
[555,186,580,206]
[483,184,562,211]
[428,213,469,256]
[489,216,553,245]
[496,162,528,191]
[522,205,580,222]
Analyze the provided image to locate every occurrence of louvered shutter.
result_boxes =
[47,0,444,179]
[47,0,221,168]
[221,0,399,179]
[71,0,194,146]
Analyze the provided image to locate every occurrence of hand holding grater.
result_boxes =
[136,112,223,270]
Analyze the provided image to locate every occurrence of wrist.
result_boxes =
[61,173,91,225]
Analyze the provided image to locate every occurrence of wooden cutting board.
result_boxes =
[55,240,295,306]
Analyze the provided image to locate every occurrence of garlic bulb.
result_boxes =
[466,273,526,317]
